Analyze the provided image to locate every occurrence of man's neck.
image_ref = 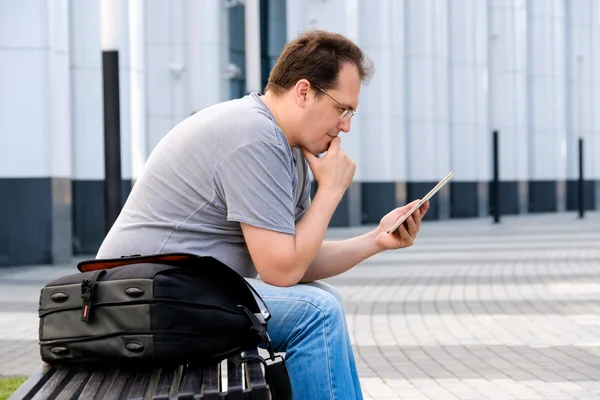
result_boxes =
[260,91,297,147]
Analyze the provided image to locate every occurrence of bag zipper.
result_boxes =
[39,329,249,346]
[39,299,245,318]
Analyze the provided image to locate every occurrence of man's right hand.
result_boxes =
[301,137,355,198]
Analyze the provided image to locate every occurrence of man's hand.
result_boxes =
[301,137,355,199]
[375,200,429,251]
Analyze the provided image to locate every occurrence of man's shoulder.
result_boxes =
[186,95,283,146]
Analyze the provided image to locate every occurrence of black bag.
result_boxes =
[38,253,276,367]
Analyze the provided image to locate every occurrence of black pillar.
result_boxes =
[578,138,584,218]
[492,130,500,223]
[102,51,122,234]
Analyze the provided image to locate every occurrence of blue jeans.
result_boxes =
[246,279,363,400]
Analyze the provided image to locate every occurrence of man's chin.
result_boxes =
[318,145,330,155]
[299,143,329,156]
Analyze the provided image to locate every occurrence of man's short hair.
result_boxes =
[264,30,374,96]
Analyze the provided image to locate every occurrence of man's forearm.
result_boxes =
[291,188,344,278]
[300,229,382,282]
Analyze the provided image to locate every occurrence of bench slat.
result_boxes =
[226,359,244,400]
[102,369,133,400]
[7,365,55,400]
[30,366,71,400]
[177,364,202,399]
[200,362,220,399]
[152,367,178,400]
[127,368,154,400]
[76,368,110,400]
[53,368,92,400]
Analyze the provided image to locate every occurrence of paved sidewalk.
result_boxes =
[2,212,600,399]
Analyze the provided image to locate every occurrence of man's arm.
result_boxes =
[241,137,355,287]
[300,232,379,282]
[241,187,343,287]
[300,200,428,282]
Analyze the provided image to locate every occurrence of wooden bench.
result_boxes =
[8,352,270,400]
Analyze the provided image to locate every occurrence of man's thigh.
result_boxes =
[245,279,345,352]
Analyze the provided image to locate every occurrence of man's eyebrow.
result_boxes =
[341,102,355,111]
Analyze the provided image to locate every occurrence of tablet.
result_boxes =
[387,171,455,234]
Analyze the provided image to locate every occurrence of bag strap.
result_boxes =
[239,305,273,356]
[244,281,271,322]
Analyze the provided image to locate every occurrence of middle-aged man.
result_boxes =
[97,29,429,399]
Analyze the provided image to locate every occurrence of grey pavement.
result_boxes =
[1,212,600,399]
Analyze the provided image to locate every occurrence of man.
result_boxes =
[97,30,428,399]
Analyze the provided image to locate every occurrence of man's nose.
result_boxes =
[338,119,351,133]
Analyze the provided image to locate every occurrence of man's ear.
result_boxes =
[294,79,311,107]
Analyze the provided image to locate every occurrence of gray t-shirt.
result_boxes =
[96,93,312,278]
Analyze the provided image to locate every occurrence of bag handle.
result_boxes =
[77,253,196,272]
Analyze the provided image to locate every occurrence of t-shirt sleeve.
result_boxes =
[294,156,312,223]
[213,141,296,235]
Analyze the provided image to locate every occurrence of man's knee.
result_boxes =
[302,281,345,310]
[303,285,346,324]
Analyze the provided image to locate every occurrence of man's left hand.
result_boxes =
[375,200,429,251]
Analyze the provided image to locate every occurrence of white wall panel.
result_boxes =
[70,0,103,180]
[0,1,71,179]
[405,0,449,182]
[0,0,47,48]
[359,0,393,182]
[188,0,230,113]
[0,50,49,177]
[144,0,189,156]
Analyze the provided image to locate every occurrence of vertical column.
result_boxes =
[475,0,491,217]
[49,0,73,263]
[390,0,408,215]
[566,0,595,210]
[189,0,230,113]
[266,0,287,74]
[515,0,529,215]
[70,0,105,254]
[71,0,142,254]
[593,1,600,209]
[100,0,123,233]
[297,0,363,226]
[118,0,133,198]
[554,0,568,212]
[449,0,489,218]
[527,0,566,213]
[245,0,262,93]
[405,0,450,220]
[129,0,147,181]
[359,0,396,224]
[228,2,246,99]
[488,0,528,215]
[0,0,72,266]
[286,0,307,40]
[144,0,188,154]
[169,0,188,128]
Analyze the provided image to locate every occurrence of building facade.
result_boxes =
[1,0,599,266]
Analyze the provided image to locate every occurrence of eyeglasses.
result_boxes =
[313,85,356,121]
